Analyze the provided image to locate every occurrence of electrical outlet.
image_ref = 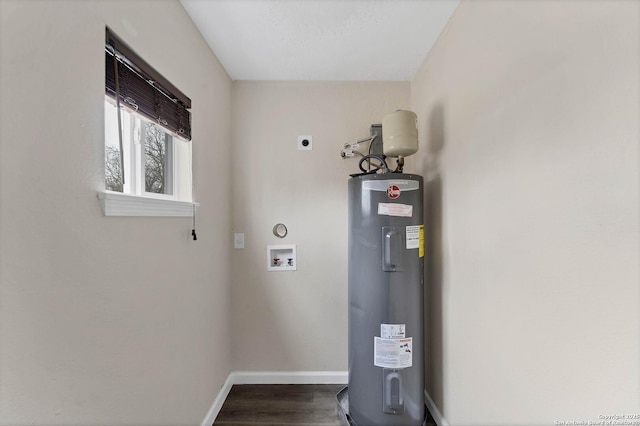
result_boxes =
[298,135,312,150]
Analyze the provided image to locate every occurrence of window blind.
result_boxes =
[105,27,191,140]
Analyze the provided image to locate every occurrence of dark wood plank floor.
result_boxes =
[213,384,437,426]
[214,384,343,425]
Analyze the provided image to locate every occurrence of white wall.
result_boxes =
[0,1,232,425]
[230,81,409,371]
[412,1,640,425]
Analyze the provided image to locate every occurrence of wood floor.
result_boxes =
[214,384,343,425]
[213,384,437,426]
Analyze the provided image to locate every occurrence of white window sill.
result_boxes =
[98,191,198,217]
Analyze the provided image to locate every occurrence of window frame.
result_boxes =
[101,97,196,216]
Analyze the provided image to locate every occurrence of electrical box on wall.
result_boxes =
[369,124,384,155]
[267,244,297,271]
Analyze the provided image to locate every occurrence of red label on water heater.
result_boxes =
[387,185,401,199]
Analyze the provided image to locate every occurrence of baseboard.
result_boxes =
[231,370,348,385]
[200,375,233,426]
[201,371,348,426]
[424,389,449,426]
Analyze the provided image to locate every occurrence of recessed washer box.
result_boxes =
[267,244,297,271]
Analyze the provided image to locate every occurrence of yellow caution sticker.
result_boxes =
[406,225,425,258]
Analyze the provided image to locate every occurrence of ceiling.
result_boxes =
[180,0,460,81]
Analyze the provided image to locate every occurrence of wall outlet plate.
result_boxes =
[298,135,312,150]
[234,233,245,249]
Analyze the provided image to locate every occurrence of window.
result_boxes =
[104,98,185,199]
[101,27,195,216]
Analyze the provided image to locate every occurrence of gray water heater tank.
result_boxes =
[348,173,424,425]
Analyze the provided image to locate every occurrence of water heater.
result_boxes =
[346,174,424,425]
[338,110,424,426]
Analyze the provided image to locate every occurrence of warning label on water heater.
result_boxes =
[406,225,425,258]
[378,203,413,217]
[381,323,405,339]
[374,337,413,369]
